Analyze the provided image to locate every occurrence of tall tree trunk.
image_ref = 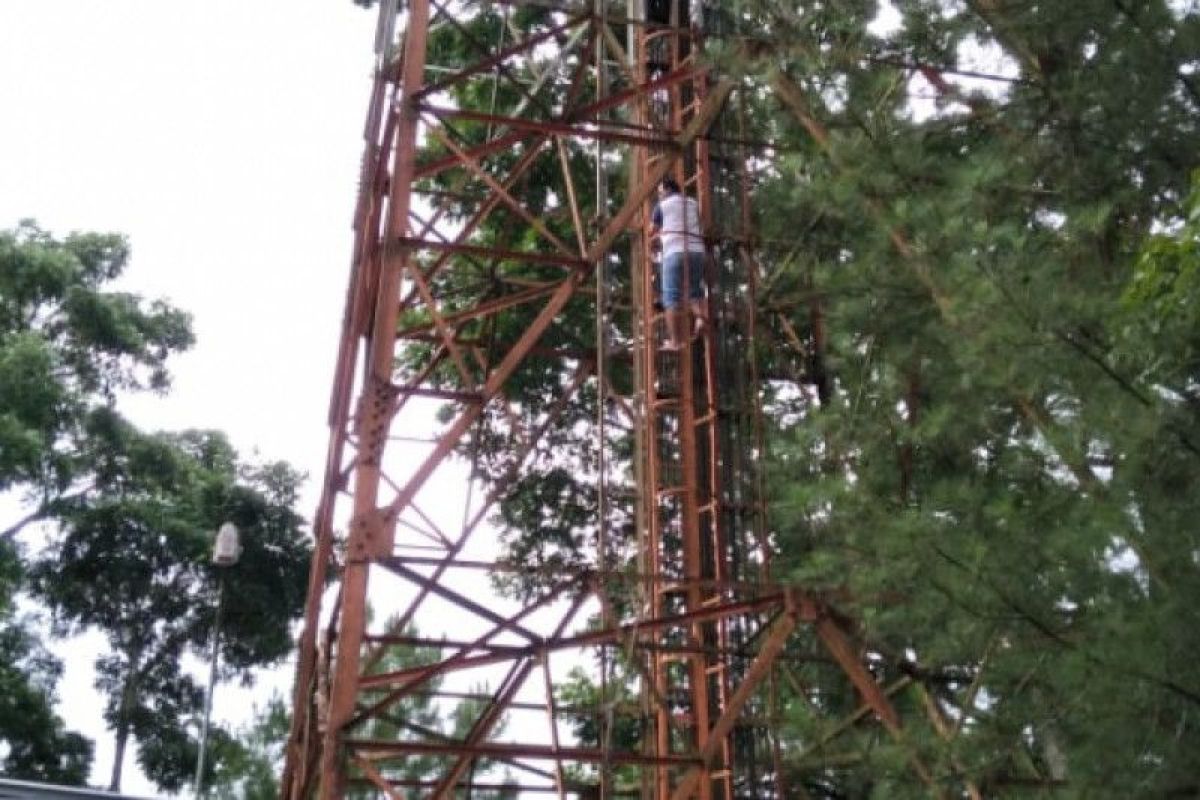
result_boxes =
[109,720,130,792]
[108,657,140,792]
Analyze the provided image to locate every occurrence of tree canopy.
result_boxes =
[0,540,91,785]
[0,220,196,786]
[1,220,311,792]
[744,0,1200,795]
[32,418,310,792]
[0,221,192,509]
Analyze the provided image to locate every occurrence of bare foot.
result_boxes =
[660,341,681,352]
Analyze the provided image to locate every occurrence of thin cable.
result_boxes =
[486,5,508,141]
[591,2,622,795]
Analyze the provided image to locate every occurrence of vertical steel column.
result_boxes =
[317,2,433,798]
[635,4,731,796]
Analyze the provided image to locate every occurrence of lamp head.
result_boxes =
[212,522,241,566]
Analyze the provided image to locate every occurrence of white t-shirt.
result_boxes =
[652,193,706,255]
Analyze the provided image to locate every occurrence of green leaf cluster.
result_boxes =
[1,221,311,792]
[0,221,193,496]
[0,220,198,786]
[29,418,310,791]
[0,541,91,785]
[753,1,1200,795]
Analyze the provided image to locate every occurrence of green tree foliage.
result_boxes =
[0,221,192,511]
[1,220,193,786]
[740,0,1200,795]
[207,694,291,800]
[1122,170,1200,396]
[350,619,447,796]
[554,663,642,793]
[0,541,91,784]
[30,416,310,792]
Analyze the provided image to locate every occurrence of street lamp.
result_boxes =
[194,522,240,798]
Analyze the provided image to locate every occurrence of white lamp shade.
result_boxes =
[212,522,241,566]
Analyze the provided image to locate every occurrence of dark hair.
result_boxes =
[661,177,681,193]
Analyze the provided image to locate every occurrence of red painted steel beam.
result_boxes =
[281,2,841,795]
[364,633,786,661]
[413,12,588,100]
[375,79,734,535]
[429,596,586,797]
[358,593,783,690]
[315,0,433,796]
[378,362,592,642]
[350,778,639,796]
[420,104,678,147]
[394,283,563,337]
[384,553,784,588]
[352,581,577,725]
[347,739,701,767]
[388,386,483,403]
[415,129,534,179]
[392,236,588,270]
[669,611,800,800]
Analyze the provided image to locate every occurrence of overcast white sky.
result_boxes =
[0,1,378,794]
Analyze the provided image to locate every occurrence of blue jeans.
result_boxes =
[661,251,705,309]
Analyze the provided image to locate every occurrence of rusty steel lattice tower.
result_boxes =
[280,1,905,798]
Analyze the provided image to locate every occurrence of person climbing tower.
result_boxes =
[650,177,707,351]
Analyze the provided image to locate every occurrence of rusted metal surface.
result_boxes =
[280,2,911,798]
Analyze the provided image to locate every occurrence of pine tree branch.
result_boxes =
[914,682,984,800]
[769,69,953,316]
[962,0,1045,83]
[1,507,49,543]
[916,51,1200,465]
[933,544,1200,709]
[951,633,999,739]
[1052,328,1200,460]
[982,253,1200,464]
[771,66,1195,600]
[769,68,1166,530]
[1111,0,1200,109]
[0,485,94,543]
[870,56,1025,85]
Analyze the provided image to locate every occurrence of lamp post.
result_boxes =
[194,522,240,798]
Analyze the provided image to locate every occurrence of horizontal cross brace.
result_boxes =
[391,236,589,270]
[347,739,701,767]
[358,593,782,689]
[421,104,678,147]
